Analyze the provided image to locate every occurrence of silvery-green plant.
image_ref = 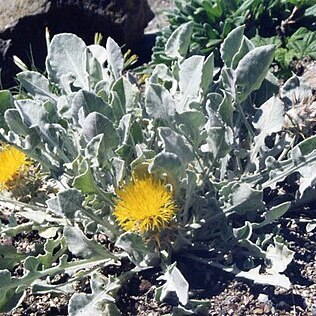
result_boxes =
[0,27,315,314]
[152,0,316,77]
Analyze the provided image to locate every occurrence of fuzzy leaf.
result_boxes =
[158,127,195,167]
[253,202,291,229]
[111,77,138,118]
[106,37,124,80]
[0,245,29,270]
[236,266,291,289]
[165,22,194,59]
[64,226,115,259]
[220,25,245,67]
[231,36,254,69]
[46,189,83,219]
[219,182,264,215]
[145,83,175,120]
[85,134,113,168]
[178,55,205,111]
[17,71,57,102]
[176,110,206,149]
[0,270,25,313]
[235,45,275,102]
[158,263,189,306]
[46,33,89,91]
[266,238,294,274]
[72,90,112,124]
[68,274,120,316]
[200,53,214,94]
[4,109,31,136]
[262,136,316,193]
[204,107,234,162]
[149,152,183,180]
[15,99,47,128]
[82,112,118,147]
[251,96,284,165]
[115,232,159,268]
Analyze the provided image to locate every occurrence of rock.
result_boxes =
[0,0,154,88]
[257,294,269,303]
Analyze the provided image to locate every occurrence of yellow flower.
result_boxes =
[0,144,29,190]
[114,176,176,234]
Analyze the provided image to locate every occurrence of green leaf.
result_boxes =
[82,112,118,148]
[17,71,58,102]
[73,160,100,195]
[72,90,113,124]
[145,83,175,120]
[220,25,245,67]
[178,55,205,111]
[149,152,183,180]
[111,77,138,119]
[266,238,294,274]
[250,96,284,166]
[158,127,195,167]
[115,232,159,268]
[253,202,291,229]
[233,221,252,240]
[157,263,189,306]
[68,273,120,316]
[46,189,83,219]
[0,90,14,130]
[106,37,124,80]
[64,226,116,259]
[286,27,316,59]
[235,45,275,102]
[165,22,194,59]
[46,33,89,92]
[0,245,29,270]
[219,182,264,215]
[0,270,25,313]
[200,53,214,94]
[305,4,316,16]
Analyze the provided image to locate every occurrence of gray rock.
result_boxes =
[0,0,154,88]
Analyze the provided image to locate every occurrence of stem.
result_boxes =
[236,101,255,140]
[0,256,113,293]
[79,206,117,235]
[277,134,296,162]
[0,196,47,212]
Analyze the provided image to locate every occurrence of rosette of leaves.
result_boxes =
[1,27,316,314]
[151,0,316,76]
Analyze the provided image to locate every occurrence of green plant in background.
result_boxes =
[0,26,316,314]
[152,0,316,77]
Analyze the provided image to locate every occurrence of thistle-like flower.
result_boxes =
[0,144,29,190]
[113,176,176,234]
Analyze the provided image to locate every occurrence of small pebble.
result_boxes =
[258,293,269,303]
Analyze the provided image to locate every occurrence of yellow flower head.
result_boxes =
[113,176,176,234]
[0,144,29,190]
